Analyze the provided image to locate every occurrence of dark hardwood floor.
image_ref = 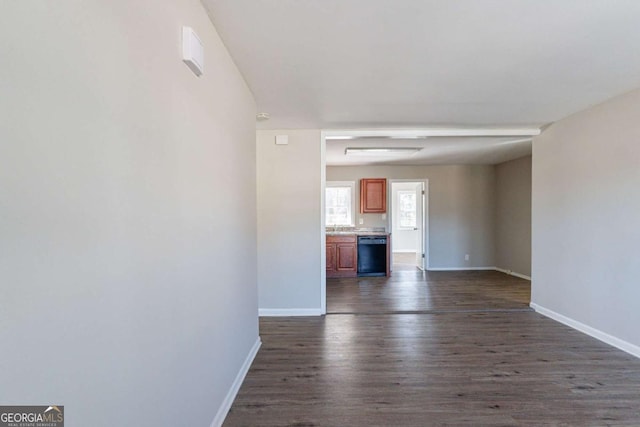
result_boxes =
[224,271,640,426]
[327,269,531,314]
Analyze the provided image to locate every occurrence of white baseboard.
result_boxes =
[428,266,496,271]
[210,337,262,427]
[259,308,323,317]
[392,250,416,254]
[494,267,531,281]
[427,267,531,281]
[530,303,640,359]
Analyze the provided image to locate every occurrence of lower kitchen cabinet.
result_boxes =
[326,235,357,278]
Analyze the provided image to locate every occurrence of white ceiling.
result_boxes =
[202,0,640,163]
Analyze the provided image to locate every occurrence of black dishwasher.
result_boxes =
[357,236,387,277]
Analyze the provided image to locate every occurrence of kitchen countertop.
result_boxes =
[326,231,390,236]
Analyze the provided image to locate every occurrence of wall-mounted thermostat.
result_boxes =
[182,26,204,76]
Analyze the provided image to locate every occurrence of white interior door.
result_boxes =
[415,182,425,270]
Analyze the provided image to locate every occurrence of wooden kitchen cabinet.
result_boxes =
[326,235,357,278]
[360,178,387,213]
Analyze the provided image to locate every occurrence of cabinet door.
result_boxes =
[360,178,387,213]
[326,243,336,273]
[336,243,357,272]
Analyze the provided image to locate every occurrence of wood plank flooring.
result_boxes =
[224,271,640,426]
[328,270,531,314]
[392,252,420,271]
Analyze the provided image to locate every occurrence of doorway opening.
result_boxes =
[389,180,428,272]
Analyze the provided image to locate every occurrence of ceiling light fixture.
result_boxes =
[325,135,355,140]
[344,147,423,156]
[256,112,270,121]
[389,136,427,140]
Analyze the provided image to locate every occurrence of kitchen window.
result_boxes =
[326,181,355,226]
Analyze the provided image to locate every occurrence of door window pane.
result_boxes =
[398,191,416,228]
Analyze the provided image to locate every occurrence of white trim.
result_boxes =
[424,181,429,270]
[427,267,496,271]
[320,132,327,315]
[530,303,640,359]
[388,179,429,271]
[494,267,532,281]
[428,267,532,279]
[392,249,416,253]
[210,337,262,427]
[259,308,323,317]
[323,128,541,138]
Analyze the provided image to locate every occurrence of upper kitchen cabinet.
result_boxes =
[360,178,387,213]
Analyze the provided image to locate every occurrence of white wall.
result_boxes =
[327,165,496,269]
[495,156,532,276]
[0,1,258,425]
[257,130,322,314]
[532,88,640,352]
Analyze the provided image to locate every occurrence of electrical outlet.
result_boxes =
[359,218,364,225]
[381,213,386,220]
[464,254,470,261]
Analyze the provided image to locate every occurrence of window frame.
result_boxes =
[325,181,356,227]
